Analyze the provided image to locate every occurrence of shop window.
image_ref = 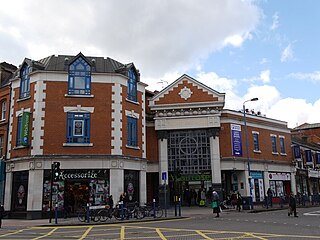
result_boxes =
[127,116,137,147]
[11,171,29,211]
[271,135,277,153]
[1,101,6,120]
[20,63,30,99]
[124,170,139,203]
[253,132,260,151]
[127,68,137,102]
[66,112,90,143]
[68,57,91,95]
[279,136,286,154]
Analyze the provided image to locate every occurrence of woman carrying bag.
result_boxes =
[211,191,220,218]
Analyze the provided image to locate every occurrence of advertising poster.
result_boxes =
[231,124,242,156]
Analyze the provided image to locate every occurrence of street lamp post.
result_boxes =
[243,97,258,210]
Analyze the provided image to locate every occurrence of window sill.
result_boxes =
[253,150,261,154]
[126,98,139,105]
[126,145,140,150]
[64,94,94,98]
[63,143,93,147]
[14,145,29,150]
[17,96,31,102]
[272,152,279,155]
[280,153,287,156]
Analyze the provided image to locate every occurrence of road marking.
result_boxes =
[32,227,57,240]
[78,226,93,240]
[0,229,25,238]
[156,228,167,240]
[120,226,125,240]
[304,211,320,216]
[195,230,211,239]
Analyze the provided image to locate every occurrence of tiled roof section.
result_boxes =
[293,123,320,130]
[292,137,320,150]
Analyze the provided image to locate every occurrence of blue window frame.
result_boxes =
[20,64,30,99]
[127,116,137,147]
[68,57,91,95]
[253,133,260,151]
[127,68,137,102]
[16,115,22,146]
[271,135,277,153]
[66,112,90,143]
[279,137,285,154]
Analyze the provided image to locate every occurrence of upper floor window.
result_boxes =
[1,101,6,120]
[68,57,91,95]
[127,68,137,102]
[271,135,277,153]
[127,116,138,147]
[66,112,90,143]
[0,135,4,156]
[279,136,286,154]
[253,132,260,151]
[20,64,30,99]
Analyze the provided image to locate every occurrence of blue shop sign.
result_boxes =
[251,171,263,179]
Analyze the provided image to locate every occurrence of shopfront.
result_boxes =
[268,172,291,198]
[296,169,309,195]
[11,171,29,213]
[250,171,264,202]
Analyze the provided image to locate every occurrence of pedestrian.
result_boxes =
[108,195,114,209]
[0,204,4,228]
[211,191,220,217]
[267,188,273,207]
[288,192,298,217]
[236,191,242,212]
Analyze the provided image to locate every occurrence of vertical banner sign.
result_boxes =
[21,112,31,146]
[293,145,301,159]
[305,150,312,163]
[231,124,242,156]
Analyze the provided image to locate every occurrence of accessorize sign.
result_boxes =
[231,124,242,156]
[21,112,31,146]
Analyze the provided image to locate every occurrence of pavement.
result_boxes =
[0,203,317,229]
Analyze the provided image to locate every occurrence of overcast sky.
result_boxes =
[1,0,320,128]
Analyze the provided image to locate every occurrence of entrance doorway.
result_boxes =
[65,180,89,213]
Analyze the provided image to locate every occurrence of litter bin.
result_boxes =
[242,196,252,210]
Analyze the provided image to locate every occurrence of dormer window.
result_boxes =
[127,68,137,102]
[68,57,91,95]
[20,64,30,99]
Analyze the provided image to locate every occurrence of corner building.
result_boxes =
[5,53,147,219]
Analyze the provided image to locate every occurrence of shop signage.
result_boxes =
[61,169,108,180]
[308,170,320,178]
[251,171,263,179]
[231,124,242,156]
[296,169,308,176]
[170,173,211,182]
[268,172,291,181]
[21,112,31,146]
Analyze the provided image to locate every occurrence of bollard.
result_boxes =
[55,204,58,224]
[153,198,156,218]
[120,201,124,221]
[174,196,177,216]
[86,203,90,223]
[178,197,181,216]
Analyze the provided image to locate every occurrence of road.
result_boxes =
[0,206,319,239]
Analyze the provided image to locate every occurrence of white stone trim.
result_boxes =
[112,84,122,155]
[125,110,139,119]
[7,90,15,159]
[63,105,94,113]
[31,81,46,155]
[15,108,31,117]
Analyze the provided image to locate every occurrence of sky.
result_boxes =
[1,0,320,128]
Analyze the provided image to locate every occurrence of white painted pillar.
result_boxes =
[27,169,44,211]
[158,139,168,183]
[210,136,221,185]
[110,168,124,203]
[4,171,12,210]
[244,169,251,196]
[290,171,297,195]
[139,170,147,205]
[263,171,270,195]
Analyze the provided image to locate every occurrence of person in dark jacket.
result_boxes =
[0,204,5,228]
[288,192,298,217]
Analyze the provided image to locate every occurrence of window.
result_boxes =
[66,112,90,143]
[0,135,3,156]
[279,136,286,154]
[16,115,22,146]
[271,135,277,153]
[253,132,260,151]
[127,68,137,102]
[127,116,137,147]
[68,57,91,95]
[1,101,6,120]
[20,64,30,99]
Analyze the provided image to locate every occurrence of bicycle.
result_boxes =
[113,202,145,220]
[141,202,163,218]
[77,206,101,222]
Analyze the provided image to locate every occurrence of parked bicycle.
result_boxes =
[77,205,101,222]
[140,202,163,218]
[113,202,145,220]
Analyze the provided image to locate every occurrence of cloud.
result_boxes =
[270,12,279,31]
[259,58,268,64]
[281,44,294,62]
[260,70,270,83]
[289,71,320,83]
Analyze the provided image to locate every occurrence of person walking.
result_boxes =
[267,188,273,207]
[211,191,220,218]
[0,204,5,228]
[288,192,298,217]
[236,191,242,212]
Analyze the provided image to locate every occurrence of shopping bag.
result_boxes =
[211,201,217,209]
[199,200,205,206]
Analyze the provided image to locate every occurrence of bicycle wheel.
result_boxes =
[98,209,110,222]
[114,208,127,220]
[91,210,101,222]
[155,207,163,218]
[77,209,86,222]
